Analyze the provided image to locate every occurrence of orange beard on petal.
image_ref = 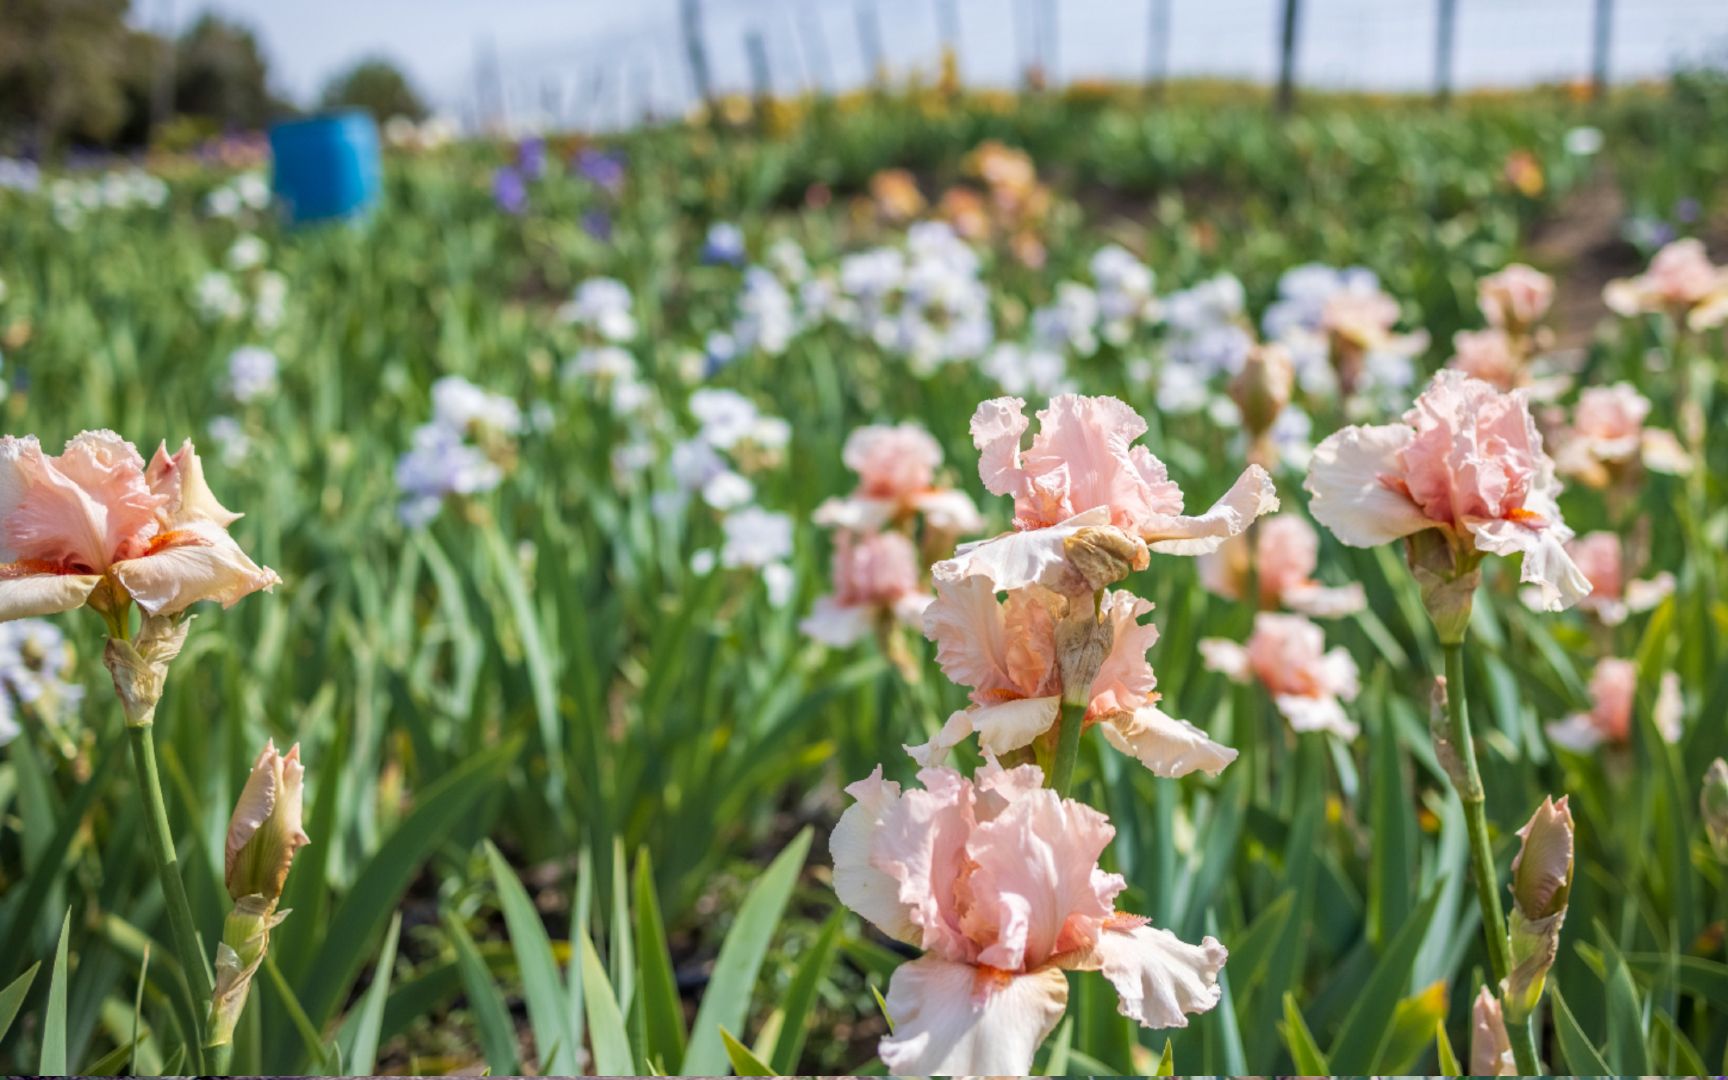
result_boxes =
[1,557,83,577]
[971,964,1019,998]
[143,528,215,554]
[1506,506,1547,526]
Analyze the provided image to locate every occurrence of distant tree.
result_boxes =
[320,57,427,122]
[173,13,278,129]
[0,0,133,151]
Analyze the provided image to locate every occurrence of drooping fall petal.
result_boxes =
[1082,922,1227,1030]
[878,956,1070,1077]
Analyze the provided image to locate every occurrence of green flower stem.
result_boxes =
[127,721,213,1070]
[1442,640,1538,1075]
[1050,698,1085,798]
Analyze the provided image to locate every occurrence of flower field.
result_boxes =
[3,72,1728,1076]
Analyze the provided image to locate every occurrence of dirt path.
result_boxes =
[1526,170,1640,349]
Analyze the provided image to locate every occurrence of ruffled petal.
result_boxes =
[0,432,162,571]
[878,956,1069,1077]
[935,508,1142,595]
[811,494,894,532]
[969,697,1062,757]
[1143,465,1280,555]
[1640,429,1693,475]
[0,566,101,622]
[1085,923,1227,1030]
[1198,638,1253,682]
[971,396,1031,498]
[1101,704,1237,778]
[146,440,242,527]
[905,710,976,767]
[1625,572,1675,614]
[923,574,1012,694]
[112,520,281,616]
[963,782,1120,971]
[831,766,921,945]
[1281,581,1367,618]
[800,596,874,647]
[1088,590,1159,716]
[1273,693,1359,741]
[1467,519,1591,612]
[912,489,987,535]
[1544,713,1606,753]
[1305,423,1432,547]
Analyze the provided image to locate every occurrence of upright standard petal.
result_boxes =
[1305,423,1431,547]
[831,767,921,945]
[878,956,1070,1077]
[962,785,1119,971]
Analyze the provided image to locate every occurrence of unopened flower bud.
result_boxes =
[1702,758,1728,860]
[1469,985,1515,1076]
[102,614,191,727]
[1054,598,1113,708]
[208,741,308,1048]
[1512,796,1574,918]
[225,741,309,904]
[1229,343,1295,438]
[1505,796,1573,1022]
[1406,528,1481,645]
[1062,525,1149,594]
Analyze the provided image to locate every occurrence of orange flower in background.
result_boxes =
[869,168,927,224]
[1504,150,1545,198]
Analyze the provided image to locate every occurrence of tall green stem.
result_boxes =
[1049,698,1085,798]
[1442,640,1538,1074]
[127,722,213,1070]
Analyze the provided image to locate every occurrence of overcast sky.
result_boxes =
[133,0,1728,120]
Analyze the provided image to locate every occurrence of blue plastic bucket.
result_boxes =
[267,110,382,225]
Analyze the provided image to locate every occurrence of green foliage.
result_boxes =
[1,74,1727,1075]
[319,57,427,123]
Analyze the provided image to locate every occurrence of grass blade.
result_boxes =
[485,840,578,1073]
[1280,990,1330,1075]
[442,910,521,1076]
[578,927,635,1075]
[721,1025,775,1075]
[1552,986,1613,1074]
[344,912,400,1076]
[294,735,520,1036]
[633,849,688,1072]
[40,910,71,1075]
[0,961,41,1045]
[769,910,842,1073]
[682,827,812,1075]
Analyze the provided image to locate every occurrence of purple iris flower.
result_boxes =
[517,137,547,180]
[493,166,528,215]
[575,148,626,194]
[582,209,613,240]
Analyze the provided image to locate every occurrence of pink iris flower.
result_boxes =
[912,575,1236,776]
[1305,370,1590,611]
[1604,238,1728,330]
[1551,382,1691,488]
[940,395,1277,594]
[1197,512,1364,617]
[1,431,279,623]
[1200,612,1361,740]
[1477,263,1554,332]
[814,422,984,536]
[1546,657,1682,751]
[833,759,1226,1076]
[800,530,932,646]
